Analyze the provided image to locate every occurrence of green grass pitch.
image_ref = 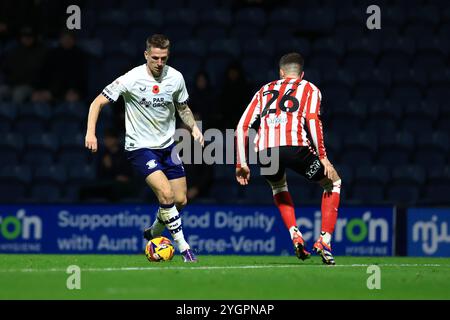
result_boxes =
[1,254,449,300]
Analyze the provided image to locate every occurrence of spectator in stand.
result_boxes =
[218,62,252,130]
[80,128,136,202]
[0,26,47,103]
[33,30,88,102]
[188,71,217,129]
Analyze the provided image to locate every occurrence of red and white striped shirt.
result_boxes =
[236,78,326,167]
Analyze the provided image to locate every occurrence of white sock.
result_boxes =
[150,209,165,237]
[320,231,331,245]
[289,226,302,239]
[158,204,190,252]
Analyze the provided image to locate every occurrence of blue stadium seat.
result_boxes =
[275,38,311,59]
[172,39,207,59]
[30,184,63,203]
[22,151,54,166]
[351,185,385,204]
[0,150,19,167]
[382,6,407,28]
[401,114,434,135]
[67,164,95,184]
[364,118,397,136]
[369,100,403,121]
[234,7,267,28]
[355,165,390,187]
[0,102,17,122]
[341,132,377,165]
[392,164,426,185]
[299,7,335,33]
[0,182,28,202]
[121,0,151,12]
[407,5,440,26]
[242,38,274,59]
[0,119,11,133]
[0,133,25,153]
[165,9,198,28]
[391,67,428,88]
[199,9,232,27]
[427,166,450,187]
[14,118,47,135]
[163,25,195,42]
[414,132,449,166]
[390,84,424,104]
[26,134,59,154]
[58,150,91,166]
[311,38,345,58]
[196,26,228,41]
[334,164,353,187]
[327,102,364,135]
[404,24,436,40]
[413,52,446,71]
[229,25,263,42]
[346,37,382,58]
[34,164,67,186]
[209,180,241,203]
[50,118,82,136]
[377,131,414,165]
[268,8,300,27]
[424,185,450,205]
[377,53,411,71]
[309,54,339,72]
[0,165,32,186]
[185,0,219,10]
[208,39,241,58]
[59,133,85,153]
[153,0,185,10]
[205,57,233,87]
[242,58,271,83]
[78,38,104,58]
[353,83,386,100]
[416,36,449,57]
[129,10,163,28]
[98,9,129,28]
[323,132,342,156]
[386,185,420,205]
[53,101,87,122]
[264,25,295,40]
[101,55,133,85]
[381,36,415,54]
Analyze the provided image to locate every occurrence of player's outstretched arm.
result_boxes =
[85,94,110,153]
[176,103,204,146]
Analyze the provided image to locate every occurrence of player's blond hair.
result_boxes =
[146,34,170,51]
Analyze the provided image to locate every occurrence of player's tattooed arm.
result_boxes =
[176,103,204,146]
[176,103,196,129]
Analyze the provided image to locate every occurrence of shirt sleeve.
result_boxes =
[173,73,189,105]
[305,88,327,159]
[102,74,129,103]
[235,89,262,168]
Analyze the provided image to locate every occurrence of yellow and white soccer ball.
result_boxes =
[145,236,175,262]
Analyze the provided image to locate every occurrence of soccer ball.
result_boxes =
[145,236,175,262]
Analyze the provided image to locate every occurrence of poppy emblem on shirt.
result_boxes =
[152,85,160,94]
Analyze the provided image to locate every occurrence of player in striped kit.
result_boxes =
[235,53,341,265]
[85,34,203,262]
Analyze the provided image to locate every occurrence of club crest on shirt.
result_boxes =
[146,160,157,170]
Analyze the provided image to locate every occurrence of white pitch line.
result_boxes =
[0,264,449,273]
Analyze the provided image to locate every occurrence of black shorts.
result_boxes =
[257,146,326,183]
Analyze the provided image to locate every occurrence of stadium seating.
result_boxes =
[0,0,449,205]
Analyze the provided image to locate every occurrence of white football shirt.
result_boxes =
[102,64,189,150]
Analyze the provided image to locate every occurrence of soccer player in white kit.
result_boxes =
[85,34,203,262]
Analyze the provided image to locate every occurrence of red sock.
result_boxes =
[321,191,340,233]
[273,191,297,230]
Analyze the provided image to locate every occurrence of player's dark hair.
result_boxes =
[146,34,170,51]
[279,53,304,74]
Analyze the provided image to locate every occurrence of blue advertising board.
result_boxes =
[407,208,450,257]
[0,205,395,256]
